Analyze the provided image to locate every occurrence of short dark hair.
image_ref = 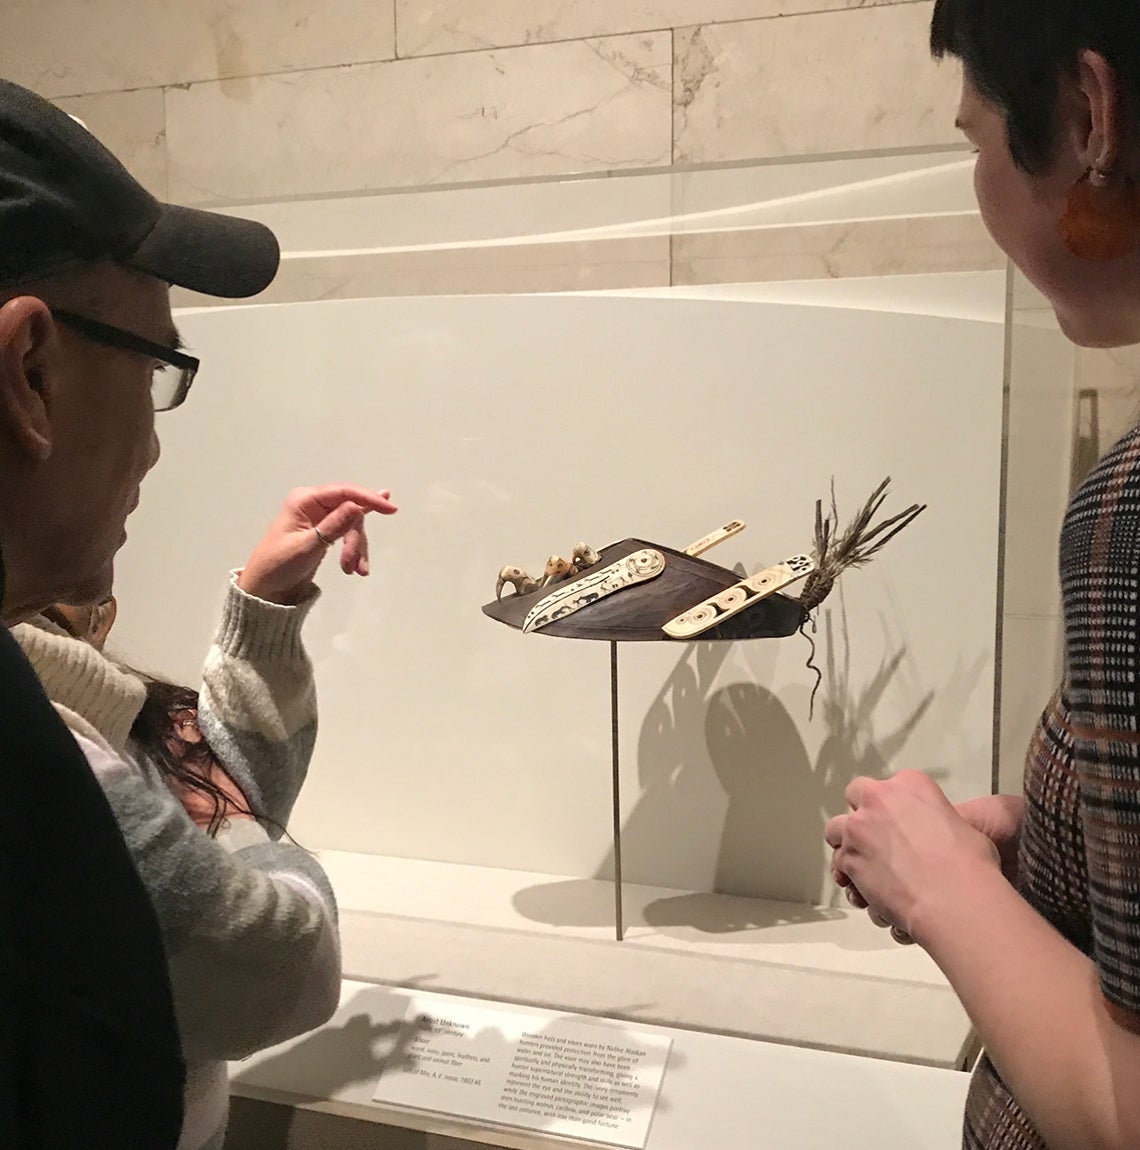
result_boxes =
[931,0,1140,174]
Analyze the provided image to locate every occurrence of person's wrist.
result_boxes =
[236,566,306,606]
[254,582,309,607]
[235,566,260,597]
[907,846,1002,949]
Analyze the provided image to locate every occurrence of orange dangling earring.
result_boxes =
[1058,165,1140,261]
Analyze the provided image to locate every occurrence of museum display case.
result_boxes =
[111,148,1075,1086]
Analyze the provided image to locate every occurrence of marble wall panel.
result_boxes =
[54,88,168,198]
[0,0,396,98]
[675,4,961,164]
[171,237,672,308]
[166,35,673,204]
[396,0,920,56]
[672,215,1001,284]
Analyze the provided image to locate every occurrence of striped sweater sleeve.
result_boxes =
[66,722,341,1063]
[13,581,342,1066]
[196,574,320,836]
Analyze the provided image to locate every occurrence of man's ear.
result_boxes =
[0,296,56,462]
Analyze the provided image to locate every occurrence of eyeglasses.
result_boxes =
[51,309,199,411]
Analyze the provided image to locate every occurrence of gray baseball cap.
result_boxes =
[0,79,279,297]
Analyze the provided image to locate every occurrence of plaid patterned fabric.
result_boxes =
[965,425,1140,1148]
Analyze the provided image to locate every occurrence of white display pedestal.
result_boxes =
[318,852,974,1070]
[228,981,971,1150]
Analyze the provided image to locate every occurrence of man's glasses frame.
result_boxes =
[51,309,199,411]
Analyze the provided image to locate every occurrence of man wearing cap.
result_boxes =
[0,79,351,1149]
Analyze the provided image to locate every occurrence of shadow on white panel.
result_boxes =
[111,288,1005,906]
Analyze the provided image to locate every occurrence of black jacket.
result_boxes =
[0,578,185,1148]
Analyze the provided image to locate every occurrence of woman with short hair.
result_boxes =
[826,4,1140,1148]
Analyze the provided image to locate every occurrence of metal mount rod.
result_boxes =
[610,641,624,942]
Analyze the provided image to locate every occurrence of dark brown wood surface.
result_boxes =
[482,538,807,642]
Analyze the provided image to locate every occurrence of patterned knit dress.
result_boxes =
[964,424,1140,1148]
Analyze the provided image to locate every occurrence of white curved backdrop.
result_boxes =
[111,286,1005,902]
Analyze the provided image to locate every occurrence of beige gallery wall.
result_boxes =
[0,0,961,202]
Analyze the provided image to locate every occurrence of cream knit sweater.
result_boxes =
[13,576,341,1150]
